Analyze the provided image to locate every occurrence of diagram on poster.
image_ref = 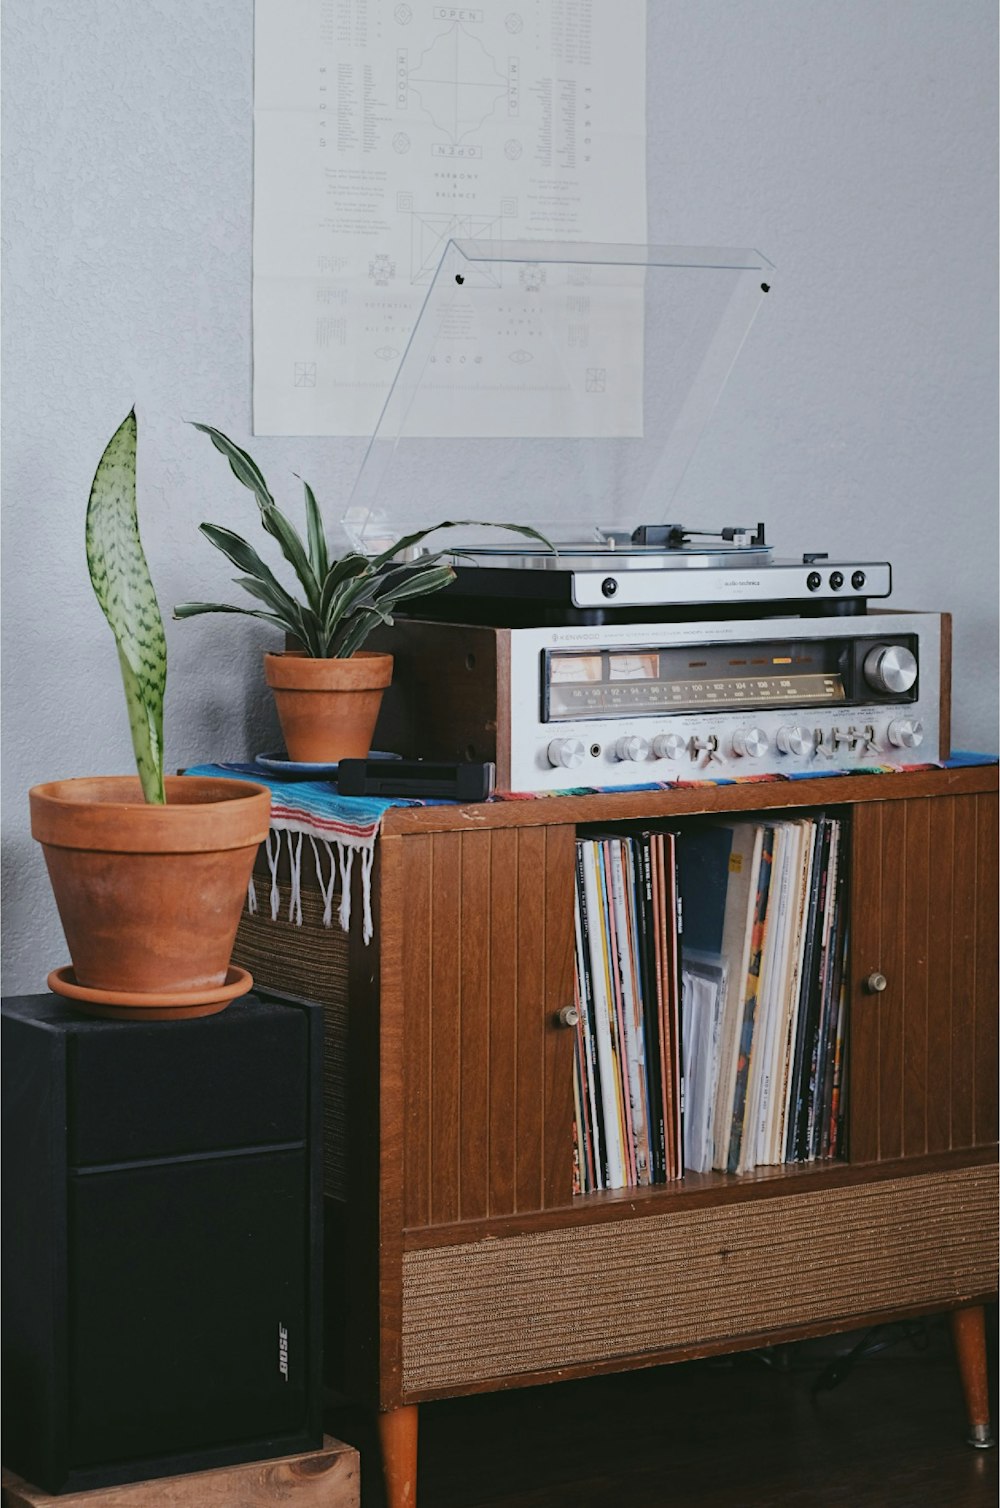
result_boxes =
[253,0,646,436]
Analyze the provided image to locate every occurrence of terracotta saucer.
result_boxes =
[47,964,253,1021]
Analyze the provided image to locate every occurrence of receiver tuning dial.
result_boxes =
[864,644,918,695]
[776,725,811,756]
[652,732,687,760]
[614,734,650,763]
[887,717,924,750]
[547,737,585,770]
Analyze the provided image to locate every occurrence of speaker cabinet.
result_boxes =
[1,992,323,1495]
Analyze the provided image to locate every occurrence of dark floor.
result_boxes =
[328,1312,998,1507]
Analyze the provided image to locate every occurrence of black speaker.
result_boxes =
[1,992,323,1494]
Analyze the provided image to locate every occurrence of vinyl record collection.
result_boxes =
[571,815,849,1194]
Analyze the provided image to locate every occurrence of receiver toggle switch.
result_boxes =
[691,734,722,766]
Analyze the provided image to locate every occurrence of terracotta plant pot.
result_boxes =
[264,650,394,764]
[29,775,271,1016]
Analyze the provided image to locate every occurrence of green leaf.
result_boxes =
[173,601,291,634]
[197,523,299,617]
[261,504,322,615]
[318,553,371,629]
[330,602,397,658]
[373,563,456,609]
[231,577,302,633]
[300,479,329,582]
[190,423,274,513]
[321,566,381,639]
[85,411,167,804]
[370,519,555,572]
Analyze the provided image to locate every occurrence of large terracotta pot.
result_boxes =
[264,650,393,764]
[29,775,270,1017]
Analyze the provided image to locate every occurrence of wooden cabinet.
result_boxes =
[234,765,999,1501]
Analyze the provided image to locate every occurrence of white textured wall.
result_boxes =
[2,0,996,991]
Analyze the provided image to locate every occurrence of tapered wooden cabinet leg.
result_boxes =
[951,1305,995,1448]
[378,1404,419,1507]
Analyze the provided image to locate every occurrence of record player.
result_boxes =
[346,240,948,792]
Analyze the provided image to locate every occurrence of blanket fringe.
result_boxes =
[256,825,373,943]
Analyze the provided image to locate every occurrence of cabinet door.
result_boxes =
[400,825,577,1232]
[850,791,998,1163]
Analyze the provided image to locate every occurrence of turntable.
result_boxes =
[343,240,946,791]
[409,521,892,627]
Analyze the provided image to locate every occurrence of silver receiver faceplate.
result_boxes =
[506,612,942,793]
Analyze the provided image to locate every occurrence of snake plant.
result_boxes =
[85,411,168,805]
[174,424,551,658]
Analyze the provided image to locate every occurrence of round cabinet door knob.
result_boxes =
[776,725,811,756]
[865,972,888,994]
[557,1005,580,1028]
[652,733,687,760]
[864,644,918,695]
[547,737,585,770]
[731,728,769,759]
[887,717,924,749]
[614,735,650,763]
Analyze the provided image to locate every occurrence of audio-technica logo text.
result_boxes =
[278,1323,289,1381]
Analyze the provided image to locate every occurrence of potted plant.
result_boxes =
[28,412,271,1020]
[174,425,549,764]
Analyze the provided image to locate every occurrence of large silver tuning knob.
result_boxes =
[776,725,811,756]
[652,732,687,760]
[864,644,918,695]
[547,736,585,769]
[731,728,769,759]
[614,734,650,763]
[887,717,924,749]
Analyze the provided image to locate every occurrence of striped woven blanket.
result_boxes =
[186,752,996,943]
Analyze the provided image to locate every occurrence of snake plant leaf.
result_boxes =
[190,423,274,514]
[85,410,167,805]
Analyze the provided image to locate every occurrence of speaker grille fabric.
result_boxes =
[234,886,349,1199]
[401,1164,998,1393]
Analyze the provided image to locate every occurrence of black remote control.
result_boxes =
[336,758,496,801]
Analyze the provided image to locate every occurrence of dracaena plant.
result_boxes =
[86,410,168,805]
[174,425,550,657]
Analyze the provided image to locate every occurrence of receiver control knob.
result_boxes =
[547,737,585,770]
[776,725,811,756]
[731,728,769,759]
[864,644,918,695]
[614,735,650,763]
[652,733,687,760]
[887,717,924,750]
